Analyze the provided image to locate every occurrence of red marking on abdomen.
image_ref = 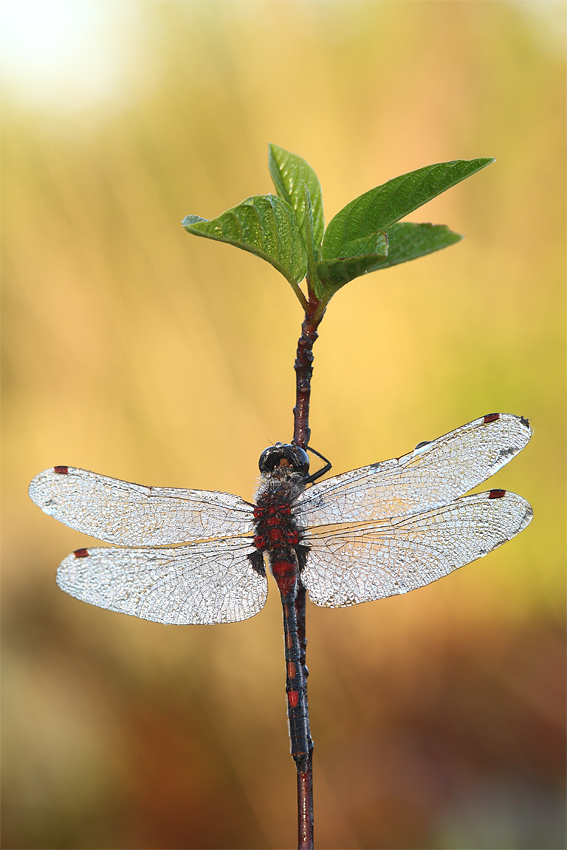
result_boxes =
[483,413,500,424]
[288,690,299,708]
[489,489,506,499]
[73,548,89,558]
[271,559,297,579]
[287,661,296,678]
[54,466,69,474]
[277,576,296,598]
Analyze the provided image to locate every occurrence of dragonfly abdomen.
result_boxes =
[268,548,312,767]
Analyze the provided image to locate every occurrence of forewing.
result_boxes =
[56,537,266,624]
[295,414,531,527]
[301,490,532,607]
[29,467,254,545]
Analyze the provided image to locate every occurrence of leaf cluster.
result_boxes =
[183,145,493,312]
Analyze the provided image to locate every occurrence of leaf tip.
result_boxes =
[268,142,285,163]
[182,214,207,229]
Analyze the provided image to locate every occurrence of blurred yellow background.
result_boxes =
[2,2,565,848]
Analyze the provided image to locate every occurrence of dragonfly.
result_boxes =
[29,412,532,768]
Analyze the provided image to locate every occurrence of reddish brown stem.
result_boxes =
[297,757,314,850]
[292,292,325,850]
[293,297,325,451]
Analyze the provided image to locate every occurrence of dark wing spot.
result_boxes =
[495,447,516,463]
[248,550,266,577]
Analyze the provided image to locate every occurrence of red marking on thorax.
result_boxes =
[54,466,69,474]
[287,662,296,678]
[74,548,89,558]
[483,413,500,424]
[253,497,300,552]
[489,489,506,499]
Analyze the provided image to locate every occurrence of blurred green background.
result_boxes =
[2,2,565,848]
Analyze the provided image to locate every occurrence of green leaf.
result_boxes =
[314,231,388,295]
[182,194,307,286]
[368,222,462,270]
[302,184,317,276]
[268,144,325,256]
[322,157,494,258]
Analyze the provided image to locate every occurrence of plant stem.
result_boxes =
[292,289,326,850]
[293,295,325,451]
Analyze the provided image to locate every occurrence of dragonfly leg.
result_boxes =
[303,444,332,484]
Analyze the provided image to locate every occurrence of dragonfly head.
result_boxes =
[258,443,310,478]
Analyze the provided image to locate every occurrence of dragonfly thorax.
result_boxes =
[254,447,308,554]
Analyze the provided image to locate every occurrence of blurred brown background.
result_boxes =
[2,2,565,848]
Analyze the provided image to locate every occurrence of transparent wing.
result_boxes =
[29,467,254,545]
[295,414,531,527]
[301,490,532,607]
[56,537,266,624]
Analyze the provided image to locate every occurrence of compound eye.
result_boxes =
[288,446,309,476]
[258,444,310,475]
[258,446,280,474]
